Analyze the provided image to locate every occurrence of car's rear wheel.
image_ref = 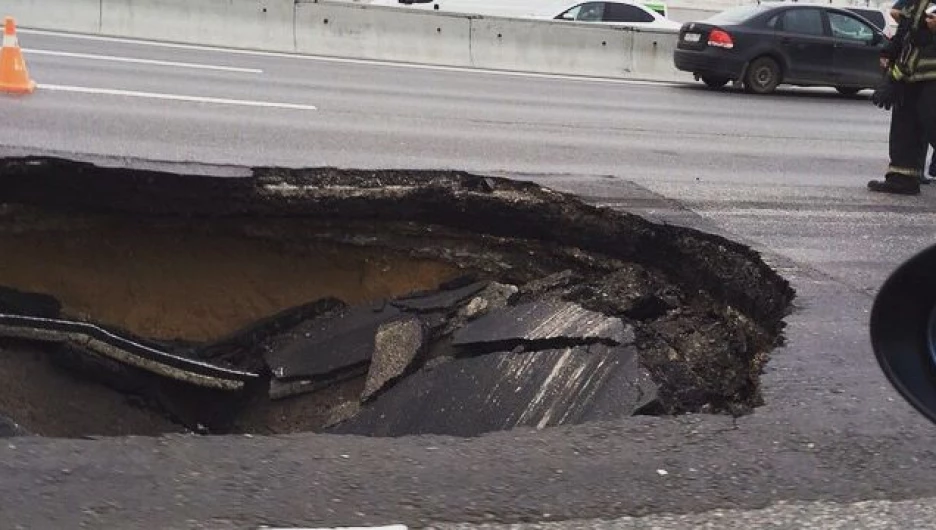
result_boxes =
[836,87,861,96]
[700,75,730,89]
[743,57,781,94]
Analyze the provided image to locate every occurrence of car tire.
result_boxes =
[743,56,781,94]
[836,87,861,96]
[700,75,730,89]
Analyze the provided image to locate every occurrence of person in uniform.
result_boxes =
[868,0,936,194]
[890,0,936,185]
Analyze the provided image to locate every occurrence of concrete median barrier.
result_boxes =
[630,29,685,82]
[295,1,472,66]
[2,0,687,81]
[99,0,295,52]
[469,18,633,78]
[0,0,102,33]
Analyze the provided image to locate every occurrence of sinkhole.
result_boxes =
[0,155,794,439]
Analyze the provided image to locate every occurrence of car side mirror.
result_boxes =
[871,32,884,45]
[871,242,936,426]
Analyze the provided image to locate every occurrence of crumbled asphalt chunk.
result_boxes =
[457,282,519,321]
[328,344,657,437]
[569,266,681,321]
[517,270,583,300]
[514,265,679,321]
[263,304,402,381]
[637,307,768,415]
[452,300,635,352]
[362,315,426,402]
[0,414,28,437]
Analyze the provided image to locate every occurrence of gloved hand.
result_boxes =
[872,79,904,110]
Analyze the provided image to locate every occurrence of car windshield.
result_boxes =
[704,5,769,24]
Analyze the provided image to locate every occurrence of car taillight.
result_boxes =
[708,29,734,49]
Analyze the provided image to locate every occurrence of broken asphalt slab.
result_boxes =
[0,414,27,437]
[328,344,658,437]
[263,304,403,382]
[452,300,635,352]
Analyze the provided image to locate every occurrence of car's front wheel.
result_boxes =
[743,57,781,94]
[836,87,862,96]
[700,75,730,89]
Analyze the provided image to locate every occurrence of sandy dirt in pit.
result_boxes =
[0,221,461,342]
[0,341,184,437]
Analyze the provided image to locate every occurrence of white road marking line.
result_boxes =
[23,48,263,73]
[259,526,407,530]
[38,84,317,111]
[18,28,684,87]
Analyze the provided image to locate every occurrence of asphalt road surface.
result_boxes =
[2,29,936,529]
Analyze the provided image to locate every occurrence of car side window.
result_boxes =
[779,8,825,36]
[558,2,606,21]
[603,3,656,23]
[557,5,580,19]
[828,12,876,42]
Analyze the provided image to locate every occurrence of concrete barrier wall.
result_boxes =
[2,0,687,82]
[629,30,684,81]
[469,18,633,78]
[0,0,102,33]
[295,2,472,66]
[99,0,295,51]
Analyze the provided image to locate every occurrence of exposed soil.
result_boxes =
[0,156,795,438]
[0,340,183,437]
[0,219,460,341]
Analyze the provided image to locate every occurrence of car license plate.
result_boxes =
[683,32,701,43]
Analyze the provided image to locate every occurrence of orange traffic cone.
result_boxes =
[0,16,36,94]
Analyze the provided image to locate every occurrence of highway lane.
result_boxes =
[3,29,936,529]
[3,30,889,181]
[2,29,930,292]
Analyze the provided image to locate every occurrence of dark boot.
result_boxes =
[868,173,921,195]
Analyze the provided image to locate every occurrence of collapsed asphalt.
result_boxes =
[0,152,933,527]
[0,155,791,439]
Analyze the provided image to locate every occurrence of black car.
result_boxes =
[673,4,888,94]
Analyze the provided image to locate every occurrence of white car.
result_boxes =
[532,1,682,31]
[366,0,549,18]
[367,0,680,31]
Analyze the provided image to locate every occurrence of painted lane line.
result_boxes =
[17,28,683,88]
[23,48,263,73]
[259,526,407,530]
[38,84,317,111]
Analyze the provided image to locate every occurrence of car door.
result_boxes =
[828,11,885,87]
[774,7,836,84]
